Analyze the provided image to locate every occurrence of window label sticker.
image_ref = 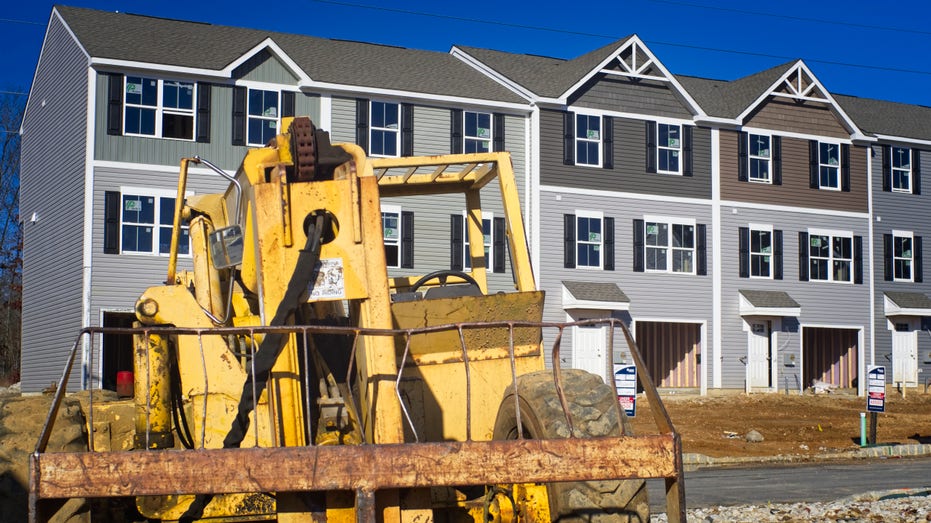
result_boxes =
[126,81,143,95]
[124,200,140,212]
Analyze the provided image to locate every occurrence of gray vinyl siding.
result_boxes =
[94,75,321,170]
[537,190,714,377]
[539,109,712,200]
[19,16,89,392]
[720,207,871,390]
[870,145,931,380]
[571,76,692,119]
[330,96,357,144]
[232,49,300,83]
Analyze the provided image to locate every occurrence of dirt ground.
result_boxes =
[630,386,931,458]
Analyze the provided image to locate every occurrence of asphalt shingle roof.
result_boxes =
[739,290,801,309]
[677,61,797,119]
[885,291,931,310]
[834,94,931,142]
[562,281,630,304]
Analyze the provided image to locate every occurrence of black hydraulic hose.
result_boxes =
[168,344,195,450]
[222,213,326,449]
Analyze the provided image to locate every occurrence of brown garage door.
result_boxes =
[635,321,701,388]
[803,327,858,388]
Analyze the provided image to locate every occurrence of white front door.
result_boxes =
[573,324,607,383]
[747,321,771,389]
[892,321,918,386]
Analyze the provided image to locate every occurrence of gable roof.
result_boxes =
[678,61,795,119]
[54,6,526,104]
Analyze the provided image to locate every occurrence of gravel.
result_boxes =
[652,489,931,522]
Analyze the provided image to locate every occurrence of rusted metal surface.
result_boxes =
[33,434,677,499]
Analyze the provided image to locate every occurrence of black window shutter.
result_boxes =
[854,235,863,284]
[104,191,120,254]
[774,229,783,280]
[633,219,645,272]
[913,150,922,195]
[915,236,923,283]
[737,131,748,182]
[604,217,615,271]
[738,227,750,278]
[281,91,295,118]
[563,112,575,165]
[493,113,505,152]
[355,99,369,154]
[401,104,414,157]
[450,214,464,271]
[231,86,246,146]
[809,141,819,188]
[401,211,414,269]
[883,233,893,281]
[645,121,657,173]
[683,126,694,177]
[107,74,123,136]
[773,136,783,185]
[882,145,892,192]
[195,82,211,143]
[841,144,851,192]
[602,116,614,169]
[799,231,810,281]
[563,214,576,268]
[450,109,463,154]
[696,223,707,275]
[493,216,506,273]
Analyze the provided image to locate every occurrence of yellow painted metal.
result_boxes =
[465,189,488,293]
[131,330,172,450]
[165,157,193,284]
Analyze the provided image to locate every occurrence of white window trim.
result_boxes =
[463,211,495,272]
[123,76,196,141]
[818,141,842,191]
[381,205,402,269]
[575,112,602,168]
[891,146,912,194]
[747,132,772,184]
[807,228,853,284]
[118,186,192,257]
[657,123,682,176]
[575,209,604,270]
[370,100,401,158]
[892,229,914,282]
[644,215,696,275]
[464,110,492,154]
[748,223,774,280]
[246,88,281,147]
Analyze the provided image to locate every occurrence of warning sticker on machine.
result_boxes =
[309,258,345,299]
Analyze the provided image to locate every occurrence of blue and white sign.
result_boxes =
[867,365,885,413]
[614,364,637,417]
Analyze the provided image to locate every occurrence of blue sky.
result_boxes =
[4,0,931,107]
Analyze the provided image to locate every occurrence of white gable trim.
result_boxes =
[450,46,536,102]
[221,38,311,84]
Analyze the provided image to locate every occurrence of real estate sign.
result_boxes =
[867,365,885,413]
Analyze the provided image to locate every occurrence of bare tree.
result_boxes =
[0,90,25,383]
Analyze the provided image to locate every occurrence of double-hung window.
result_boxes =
[463,213,493,270]
[645,217,695,274]
[891,146,912,193]
[464,111,492,153]
[748,134,771,183]
[575,114,601,167]
[750,226,773,278]
[576,212,603,269]
[657,124,681,174]
[247,89,279,146]
[818,142,841,190]
[120,189,190,256]
[893,231,914,281]
[370,101,400,157]
[808,231,852,283]
[382,206,402,269]
[124,76,195,139]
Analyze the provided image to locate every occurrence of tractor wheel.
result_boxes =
[492,369,649,522]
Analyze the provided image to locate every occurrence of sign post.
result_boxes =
[866,365,885,445]
[614,364,637,418]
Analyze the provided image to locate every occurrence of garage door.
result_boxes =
[803,327,858,388]
[635,321,701,388]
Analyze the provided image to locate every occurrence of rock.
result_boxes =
[745,429,764,443]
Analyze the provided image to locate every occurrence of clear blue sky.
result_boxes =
[4,0,931,108]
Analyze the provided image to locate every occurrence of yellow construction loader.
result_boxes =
[29,117,684,522]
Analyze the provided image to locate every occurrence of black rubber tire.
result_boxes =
[493,369,649,522]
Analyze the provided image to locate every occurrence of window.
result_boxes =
[246,89,279,146]
[748,134,771,183]
[452,213,506,272]
[464,111,491,153]
[750,227,773,278]
[119,190,189,256]
[891,146,912,193]
[564,212,614,270]
[124,76,195,139]
[818,142,841,190]
[657,123,681,174]
[463,213,493,270]
[645,219,694,274]
[893,231,913,281]
[370,101,400,157]
[575,114,601,167]
[576,213,603,268]
[809,232,851,282]
[381,206,413,269]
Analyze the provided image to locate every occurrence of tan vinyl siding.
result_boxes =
[745,98,848,139]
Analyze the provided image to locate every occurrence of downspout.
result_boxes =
[711,128,722,390]
[866,143,875,398]
[80,65,96,390]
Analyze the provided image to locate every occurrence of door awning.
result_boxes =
[739,290,801,317]
[562,281,630,311]
[884,291,931,316]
